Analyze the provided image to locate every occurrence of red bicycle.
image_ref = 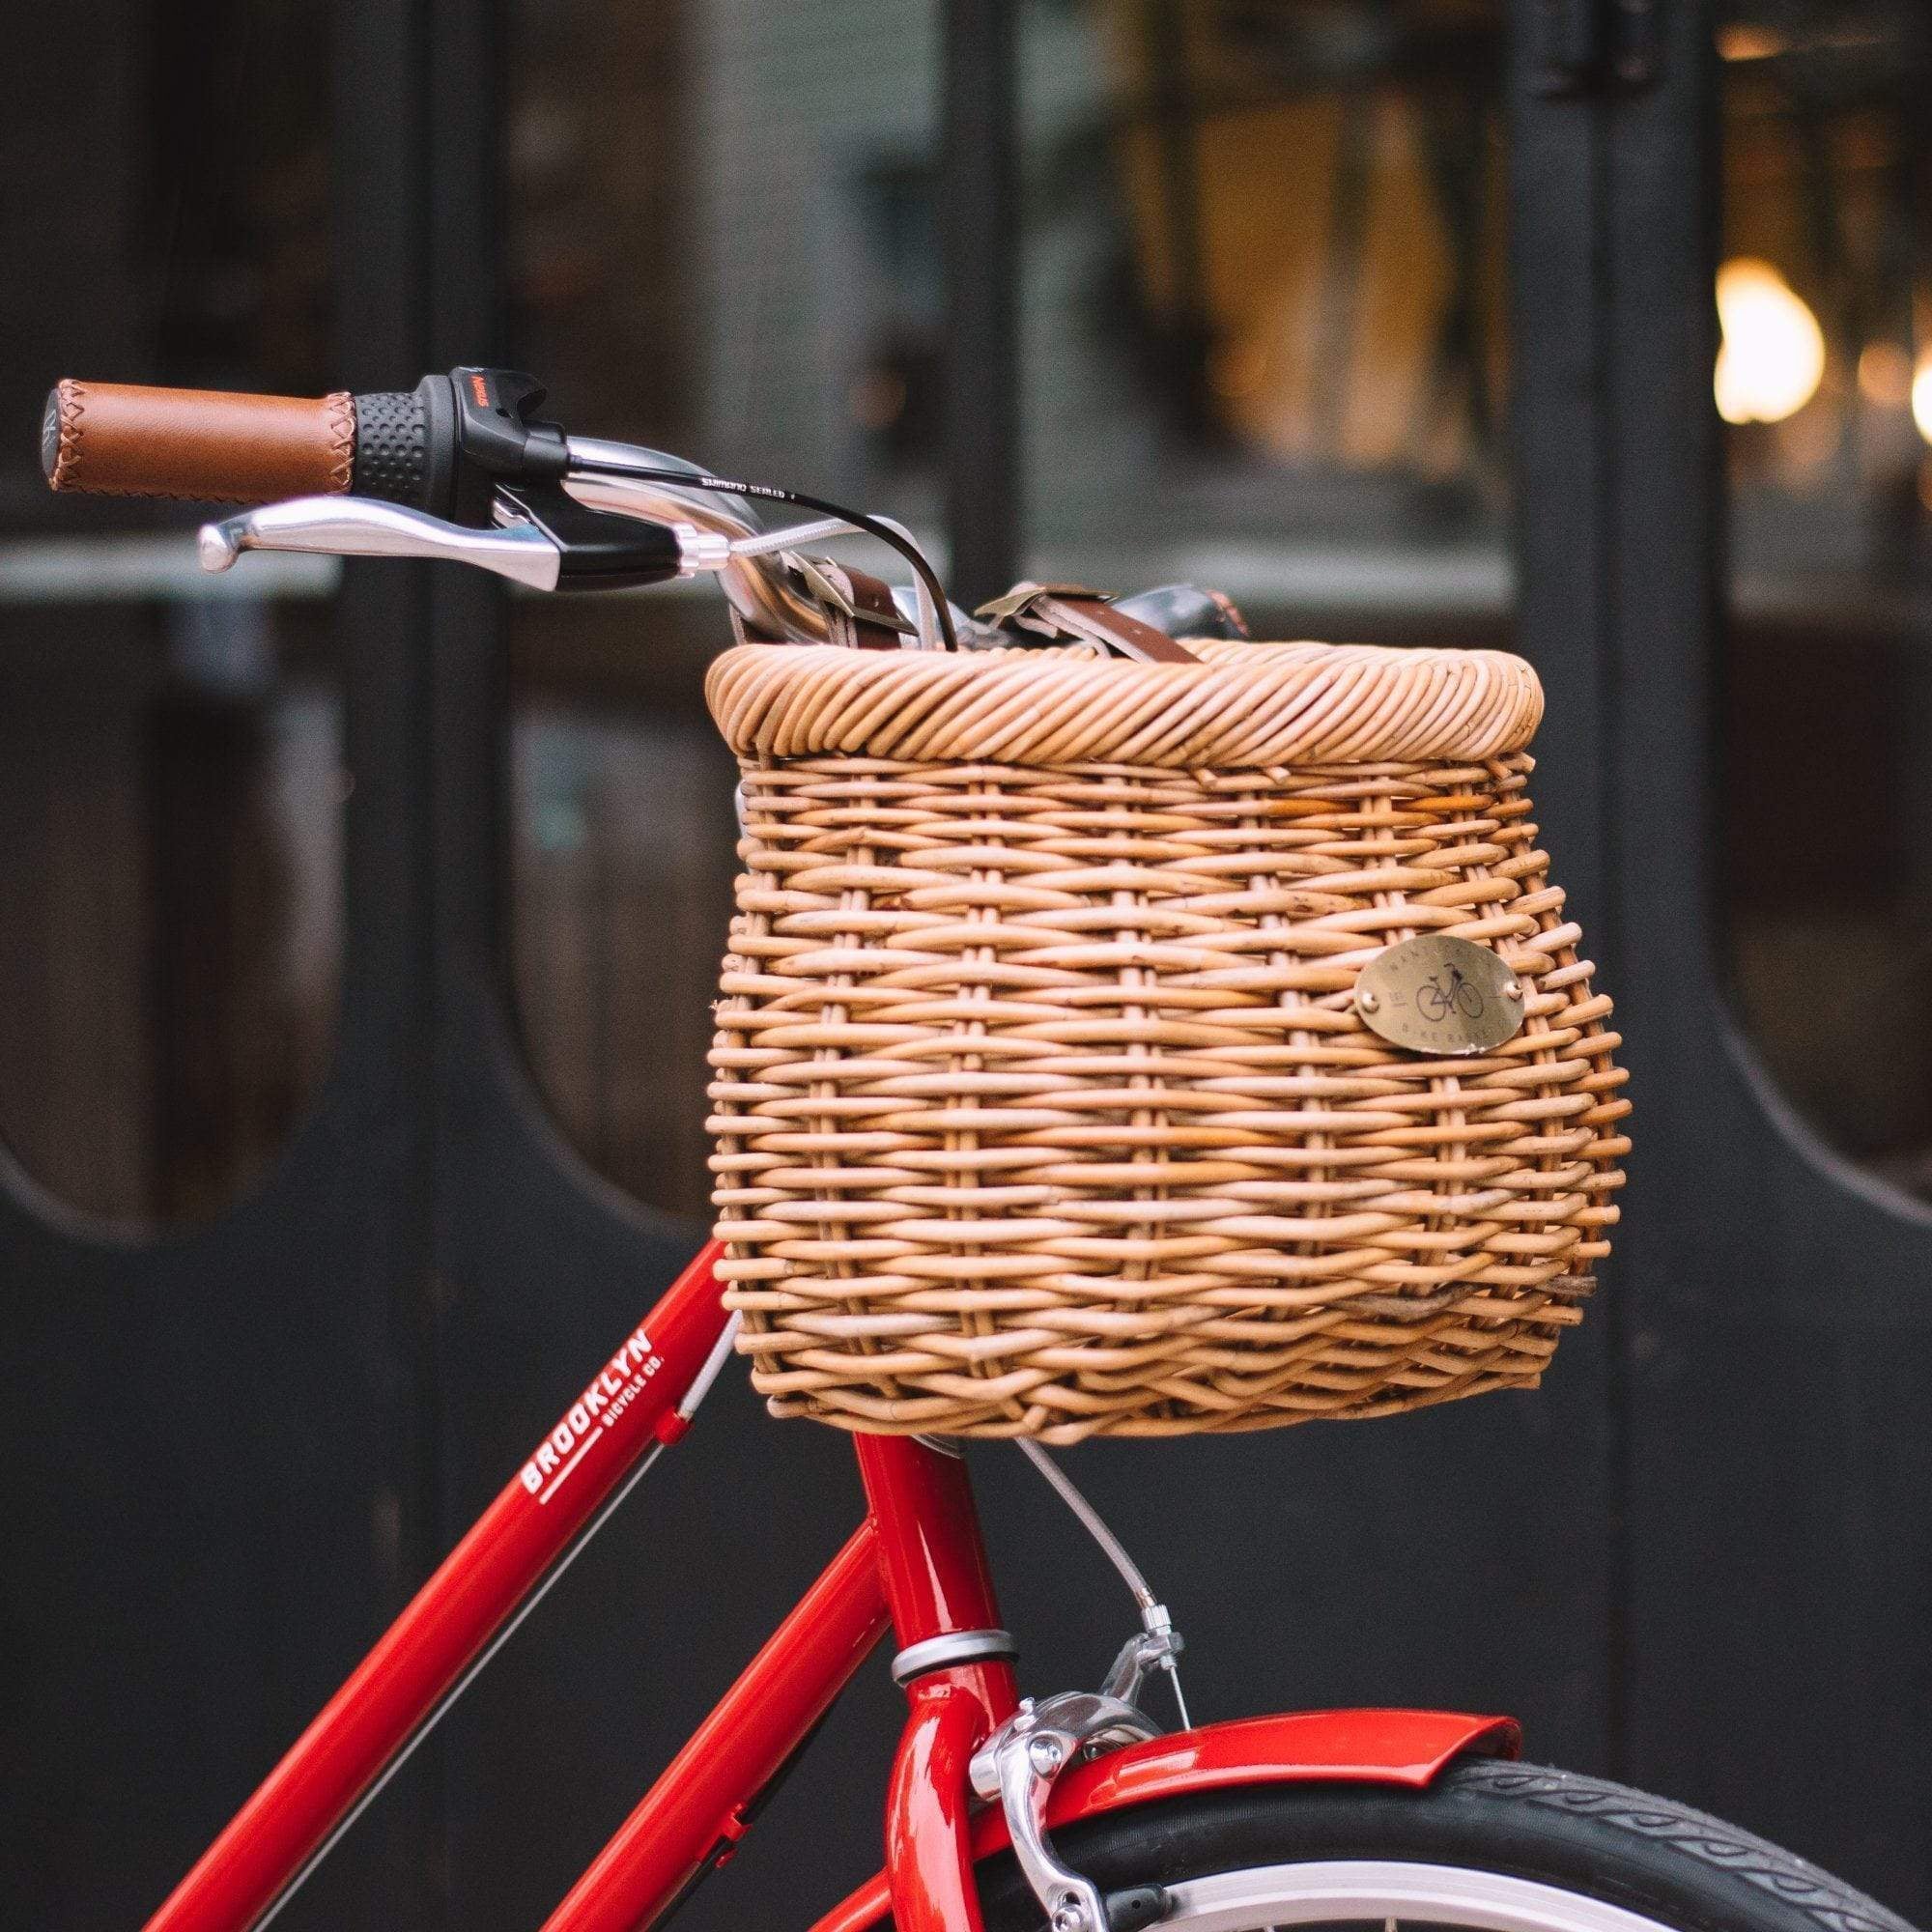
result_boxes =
[39,370,1917,1932]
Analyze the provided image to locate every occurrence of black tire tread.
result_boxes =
[1466,1762,1908,1932]
[963,1757,1917,1932]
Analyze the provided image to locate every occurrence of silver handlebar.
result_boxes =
[193,438,991,652]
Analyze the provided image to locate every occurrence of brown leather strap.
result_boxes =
[1026,592,1200,662]
[1204,587,1251,639]
[792,556,913,651]
[976,582,1201,663]
[42,380,355,503]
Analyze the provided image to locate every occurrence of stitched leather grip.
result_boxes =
[41,380,356,503]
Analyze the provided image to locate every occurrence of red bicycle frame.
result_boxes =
[136,1242,1514,1932]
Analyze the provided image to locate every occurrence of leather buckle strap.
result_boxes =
[726,555,919,649]
[975,581,1200,663]
[789,554,915,651]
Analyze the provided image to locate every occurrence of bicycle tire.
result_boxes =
[962,1758,1918,1932]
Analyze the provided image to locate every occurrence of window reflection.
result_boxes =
[1097,0,1505,475]
[0,2,339,1229]
[508,602,739,1220]
[1717,2,1932,1198]
[0,602,342,1226]
[503,3,944,1210]
[1021,0,1509,582]
[504,4,694,448]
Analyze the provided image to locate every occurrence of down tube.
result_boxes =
[542,1520,890,1932]
[143,1240,733,1932]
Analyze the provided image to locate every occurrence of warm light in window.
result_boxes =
[1714,259,1825,425]
[1717,24,1787,61]
[1859,341,1913,409]
[1911,350,1932,445]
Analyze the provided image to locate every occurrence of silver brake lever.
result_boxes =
[198,496,562,591]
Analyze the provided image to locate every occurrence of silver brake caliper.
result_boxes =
[969,1689,1165,1932]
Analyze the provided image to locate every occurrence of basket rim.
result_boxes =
[705,638,1544,770]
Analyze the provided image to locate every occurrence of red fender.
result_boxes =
[816,1709,1520,1932]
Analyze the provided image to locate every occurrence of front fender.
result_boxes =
[812,1709,1519,1932]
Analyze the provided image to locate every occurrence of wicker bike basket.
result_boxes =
[705,639,1629,1442]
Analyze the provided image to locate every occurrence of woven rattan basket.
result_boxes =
[705,638,1629,1442]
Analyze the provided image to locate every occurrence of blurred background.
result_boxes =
[4,1,1932,1928]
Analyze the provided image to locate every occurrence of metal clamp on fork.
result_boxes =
[969,1692,1168,1932]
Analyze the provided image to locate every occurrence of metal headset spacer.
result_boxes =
[890,1629,1019,1686]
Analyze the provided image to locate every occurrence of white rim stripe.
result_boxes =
[1159,1861,1679,1932]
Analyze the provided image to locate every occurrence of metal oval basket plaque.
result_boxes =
[1353,933,1525,1055]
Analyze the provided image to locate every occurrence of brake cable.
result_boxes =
[565,452,960,653]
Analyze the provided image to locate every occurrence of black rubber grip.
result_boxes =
[352,389,430,506]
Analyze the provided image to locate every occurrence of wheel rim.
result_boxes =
[1156,1861,1680,1932]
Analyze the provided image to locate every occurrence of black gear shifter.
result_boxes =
[351,366,572,524]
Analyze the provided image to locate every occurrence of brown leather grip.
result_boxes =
[41,380,355,503]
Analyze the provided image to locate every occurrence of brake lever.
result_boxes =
[199,489,728,595]
[199,495,565,588]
